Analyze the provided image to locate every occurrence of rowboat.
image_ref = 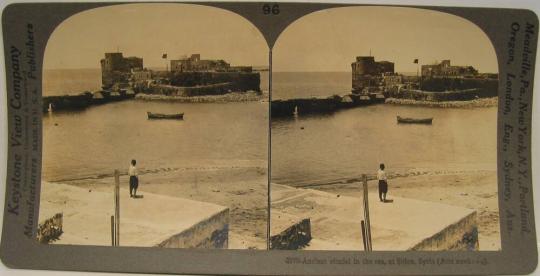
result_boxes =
[397,116,432,124]
[147,112,184,120]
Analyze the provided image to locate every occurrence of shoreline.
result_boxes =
[135,91,267,103]
[385,97,498,108]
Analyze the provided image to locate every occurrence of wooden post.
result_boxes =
[111,215,115,246]
[362,174,372,251]
[361,220,367,251]
[114,170,120,246]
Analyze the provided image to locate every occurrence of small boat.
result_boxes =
[147,112,184,120]
[397,116,433,124]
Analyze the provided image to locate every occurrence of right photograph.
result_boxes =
[270,6,500,251]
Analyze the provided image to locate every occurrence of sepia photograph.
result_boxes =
[270,6,500,251]
[38,3,269,249]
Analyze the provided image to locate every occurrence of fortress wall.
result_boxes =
[183,83,233,96]
[419,77,498,95]
[389,88,482,101]
[169,72,260,92]
[385,78,498,101]
[157,208,230,249]
[149,82,235,96]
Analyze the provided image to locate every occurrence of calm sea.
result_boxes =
[42,70,496,186]
[271,72,352,100]
[42,69,269,181]
[271,72,497,187]
[43,69,103,96]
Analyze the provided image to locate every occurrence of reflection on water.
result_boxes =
[271,104,497,187]
[43,100,268,181]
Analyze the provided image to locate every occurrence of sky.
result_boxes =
[272,6,498,73]
[45,5,498,74]
[44,3,268,70]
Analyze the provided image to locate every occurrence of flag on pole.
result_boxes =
[162,53,167,59]
[413,59,418,64]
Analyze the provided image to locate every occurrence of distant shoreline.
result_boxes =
[135,91,266,103]
[385,97,498,108]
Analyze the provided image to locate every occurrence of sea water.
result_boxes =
[42,70,496,186]
[271,72,497,187]
[42,69,269,181]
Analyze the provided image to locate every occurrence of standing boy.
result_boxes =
[377,163,388,202]
[129,159,139,198]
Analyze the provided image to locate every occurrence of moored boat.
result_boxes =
[147,112,184,120]
[396,116,433,124]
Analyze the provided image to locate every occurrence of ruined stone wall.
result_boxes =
[387,88,482,101]
[385,78,498,101]
[419,77,498,93]
[168,72,260,92]
[421,60,479,77]
[147,82,235,96]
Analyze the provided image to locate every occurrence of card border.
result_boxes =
[0,2,537,275]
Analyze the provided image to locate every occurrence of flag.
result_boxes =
[413,59,418,64]
[162,53,167,59]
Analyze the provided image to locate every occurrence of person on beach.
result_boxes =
[129,159,139,198]
[377,163,388,202]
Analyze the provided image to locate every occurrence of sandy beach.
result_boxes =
[304,169,500,250]
[41,164,268,249]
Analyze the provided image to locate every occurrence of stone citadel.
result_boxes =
[43,52,261,112]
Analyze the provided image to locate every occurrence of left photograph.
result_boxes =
[38,3,269,249]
